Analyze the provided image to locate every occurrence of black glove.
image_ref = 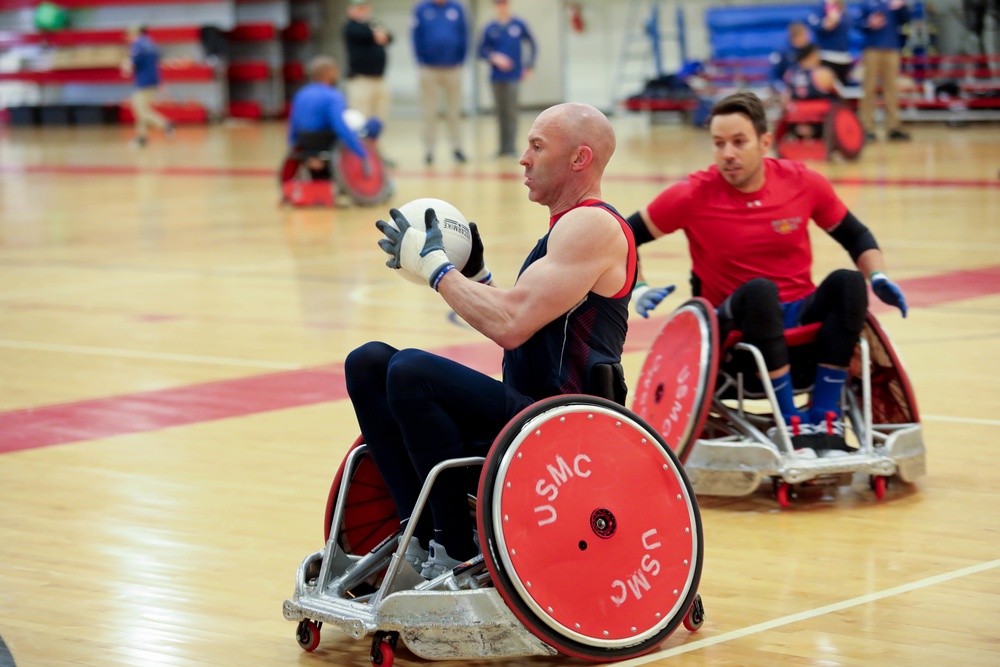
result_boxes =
[460,222,492,284]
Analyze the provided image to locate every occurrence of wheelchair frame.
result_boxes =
[634,299,927,508]
[283,396,706,665]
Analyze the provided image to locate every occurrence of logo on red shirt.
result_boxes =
[771,217,802,234]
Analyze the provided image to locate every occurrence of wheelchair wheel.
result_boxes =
[826,105,864,160]
[324,436,399,554]
[478,395,703,661]
[632,298,719,463]
[850,313,920,425]
[334,139,393,207]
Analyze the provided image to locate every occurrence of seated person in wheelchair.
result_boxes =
[625,92,907,456]
[769,22,813,98]
[286,55,370,180]
[783,43,839,138]
[346,103,636,579]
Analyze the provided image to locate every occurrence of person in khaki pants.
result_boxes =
[121,25,173,147]
[411,0,469,165]
[858,0,911,141]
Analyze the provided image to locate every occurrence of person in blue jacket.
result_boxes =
[411,0,469,165]
[859,0,912,141]
[287,56,370,181]
[477,0,536,158]
[121,25,173,147]
[769,22,813,95]
[808,0,854,86]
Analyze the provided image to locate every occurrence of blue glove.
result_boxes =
[376,207,454,289]
[870,272,908,317]
[632,282,676,318]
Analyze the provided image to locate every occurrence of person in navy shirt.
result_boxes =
[477,0,536,158]
[352,103,635,579]
[411,0,469,165]
[287,56,369,180]
[807,0,854,86]
[769,22,812,95]
[121,25,173,148]
[859,0,912,141]
[785,43,839,101]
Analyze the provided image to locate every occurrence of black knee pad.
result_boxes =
[822,269,868,334]
[722,278,788,371]
[814,270,868,367]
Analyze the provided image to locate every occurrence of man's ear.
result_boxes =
[759,131,774,153]
[572,145,593,171]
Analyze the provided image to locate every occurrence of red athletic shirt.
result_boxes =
[645,158,847,307]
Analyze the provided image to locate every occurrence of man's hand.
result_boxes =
[871,272,908,317]
[376,207,454,289]
[460,222,492,284]
[632,282,676,318]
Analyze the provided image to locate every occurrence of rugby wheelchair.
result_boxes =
[773,99,865,162]
[279,123,393,208]
[283,371,706,665]
[632,299,926,508]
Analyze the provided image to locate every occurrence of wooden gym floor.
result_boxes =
[1,114,999,667]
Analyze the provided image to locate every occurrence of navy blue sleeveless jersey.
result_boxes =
[502,199,637,400]
[786,65,835,100]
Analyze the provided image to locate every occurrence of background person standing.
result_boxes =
[121,25,173,148]
[411,0,469,165]
[477,0,536,158]
[859,0,912,141]
[343,0,393,124]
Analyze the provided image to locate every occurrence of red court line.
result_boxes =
[0,269,997,455]
[2,164,998,189]
[0,343,502,454]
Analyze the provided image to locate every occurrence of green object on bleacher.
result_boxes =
[34,2,69,32]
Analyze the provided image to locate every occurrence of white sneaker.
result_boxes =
[794,447,818,459]
[402,536,428,575]
[420,540,463,579]
[766,415,809,442]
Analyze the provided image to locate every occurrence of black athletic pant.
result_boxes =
[344,342,534,560]
[716,269,868,371]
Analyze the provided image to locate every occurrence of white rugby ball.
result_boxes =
[342,108,367,133]
[389,198,473,285]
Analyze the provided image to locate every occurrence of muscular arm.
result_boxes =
[436,207,629,349]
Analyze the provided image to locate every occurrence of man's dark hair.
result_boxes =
[709,92,769,138]
[796,42,819,63]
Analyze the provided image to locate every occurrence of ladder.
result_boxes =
[611,0,688,106]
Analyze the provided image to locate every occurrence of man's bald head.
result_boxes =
[534,103,616,175]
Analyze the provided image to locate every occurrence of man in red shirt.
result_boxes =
[626,91,907,455]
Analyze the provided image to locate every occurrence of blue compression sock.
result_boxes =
[771,371,803,423]
[810,367,848,422]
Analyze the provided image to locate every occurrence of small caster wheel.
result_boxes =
[776,482,791,508]
[371,641,394,667]
[370,631,399,667]
[296,619,321,652]
[870,475,887,499]
[683,593,705,632]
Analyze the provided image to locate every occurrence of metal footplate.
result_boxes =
[283,585,557,659]
[880,424,925,483]
[684,437,902,495]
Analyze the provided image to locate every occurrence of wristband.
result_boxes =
[869,271,887,282]
[430,263,456,291]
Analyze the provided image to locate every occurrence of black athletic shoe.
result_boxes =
[888,128,911,141]
[424,153,433,165]
[864,131,877,142]
[453,150,467,163]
